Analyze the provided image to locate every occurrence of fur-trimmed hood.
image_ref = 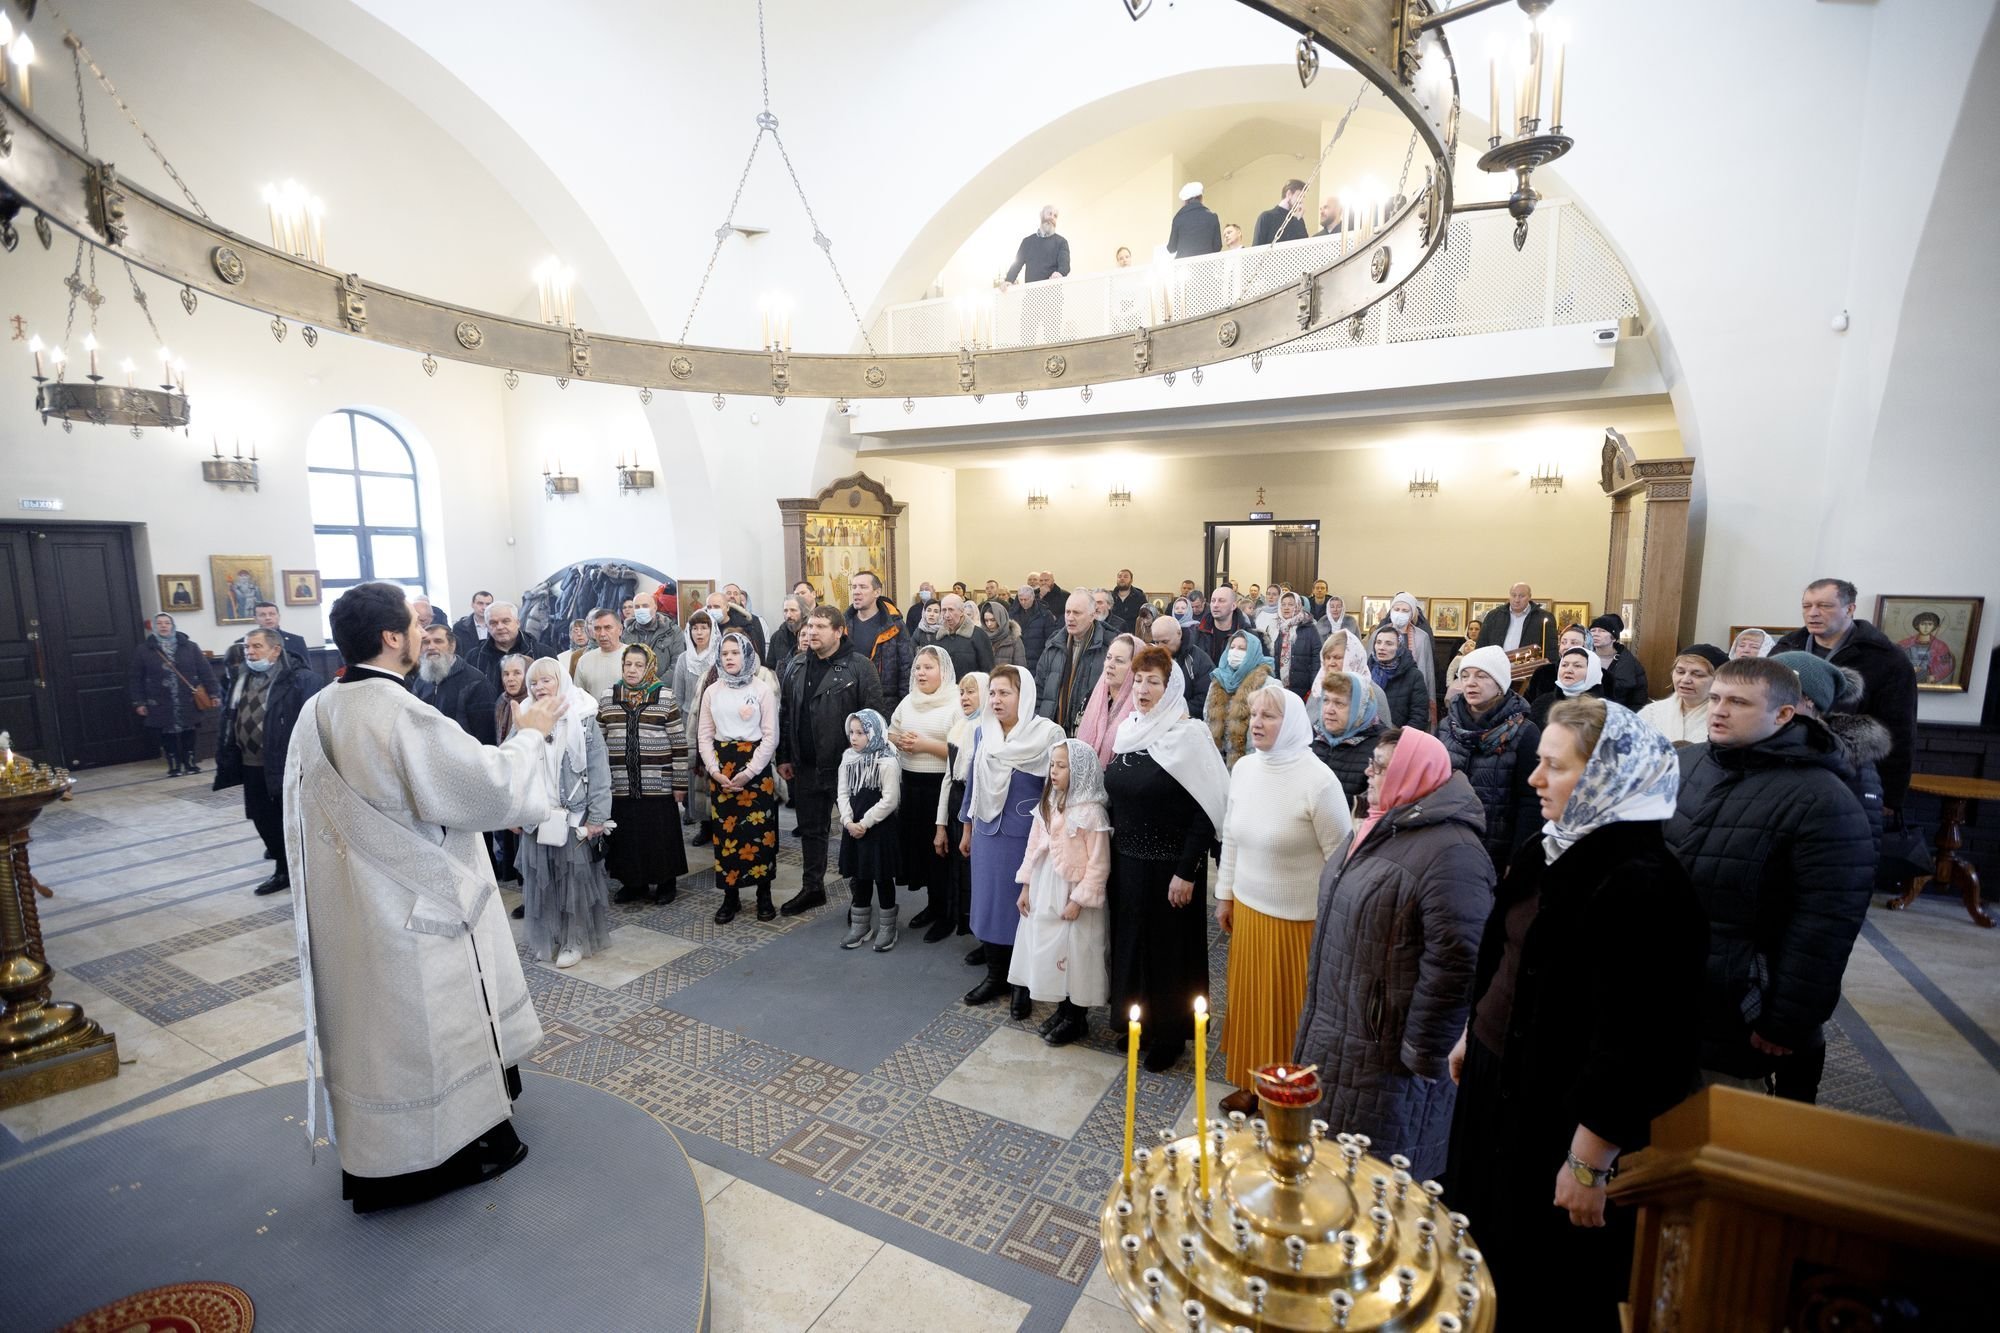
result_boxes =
[1823,709,1892,768]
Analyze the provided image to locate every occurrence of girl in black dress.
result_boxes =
[837,709,903,952]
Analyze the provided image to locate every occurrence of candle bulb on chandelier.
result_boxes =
[158,347,173,389]
[211,436,222,460]
[1550,27,1568,129]
[84,333,99,380]
[1488,52,1500,141]
[121,358,136,389]
[10,31,33,111]
[28,336,43,379]
[175,359,187,394]
[1527,18,1544,129]
[0,13,13,93]
[49,344,66,378]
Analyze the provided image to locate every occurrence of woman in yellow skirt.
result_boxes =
[1214,682,1353,1114]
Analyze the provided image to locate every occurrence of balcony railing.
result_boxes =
[868,201,1638,359]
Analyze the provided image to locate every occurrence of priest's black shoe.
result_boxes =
[511,904,525,919]
[779,886,825,916]
[652,882,679,905]
[962,975,1007,1006]
[253,873,291,896]
[613,884,649,905]
[346,1123,528,1215]
[1144,1042,1185,1074]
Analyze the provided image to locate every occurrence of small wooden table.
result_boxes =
[1887,772,2000,928]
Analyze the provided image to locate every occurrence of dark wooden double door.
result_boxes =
[0,524,150,769]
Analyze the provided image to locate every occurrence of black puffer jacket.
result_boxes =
[1664,717,1873,1075]
[777,639,885,775]
[1774,619,1918,809]
[1822,708,1890,862]
[1312,726,1381,808]
[1437,690,1543,869]
[212,660,323,798]
[1372,651,1431,732]
[1034,621,1110,735]
[1600,648,1650,711]
[1292,771,1493,1179]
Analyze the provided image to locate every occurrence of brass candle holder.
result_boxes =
[1100,1064,1496,1330]
[0,736,118,1109]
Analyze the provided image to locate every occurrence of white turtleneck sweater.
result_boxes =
[1216,751,1352,921]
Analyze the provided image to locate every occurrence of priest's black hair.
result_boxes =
[331,581,413,666]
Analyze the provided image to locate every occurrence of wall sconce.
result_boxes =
[615,454,655,495]
[1408,469,1440,497]
[1027,487,1049,509]
[201,437,260,492]
[543,459,578,500]
[1108,485,1133,507]
[1529,462,1564,494]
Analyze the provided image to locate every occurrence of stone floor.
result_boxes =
[5,760,1997,1331]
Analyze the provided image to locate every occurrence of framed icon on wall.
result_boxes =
[1552,601,1592,634]
[157,574,203,614]
[1427,598,1468,636]
[208,555,275,625]
[1875,595,1984,692]
[283,569,322,606]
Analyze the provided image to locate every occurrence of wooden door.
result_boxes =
[0,530,62,757]
[1270,529,1320,592]
[0,524,149,768]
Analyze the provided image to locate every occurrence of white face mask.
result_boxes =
[634,606,653,624]
[1226,646,1247,668]
[1390,609,1411,629]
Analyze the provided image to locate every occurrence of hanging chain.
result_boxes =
[678,0,876,354]
[1278,81,1369,246]
[122,260,166,348]
[50,1,213,221]
[60,238,86,348]
[1395,131,1419,201]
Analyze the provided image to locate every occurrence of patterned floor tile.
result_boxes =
[708,1094,808,1155]
[653,1019,742,1069]
[1036,1141,1123,1213]
[912,1011,999,1057]
[870,1041,965,1092]
[831,1140,1030,1252]
[1072,1067,1189,1156]
[997,1197,1101,1284]
[536,1034,638,1084]
[708,1039,797,1089]
[771,1118,875,1183]
[759,1056,857,1114]
[819,1076,924,1137]
[603,1006,695,1053]
[554,989,656,1035]
[618,944,739,1005]
[221,956,300,999]
[595,1054,747,1133]
[69,955,240,1026]
[523,968,615,1017]
[151,905,295,958]
[960,1119,1065,1190]
[890,1098,994,1159]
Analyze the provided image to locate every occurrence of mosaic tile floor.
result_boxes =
[6,761,1997,1331]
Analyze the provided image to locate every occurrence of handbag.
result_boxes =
[160,648,218,711]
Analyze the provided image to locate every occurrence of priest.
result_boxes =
[284,581,566,1213]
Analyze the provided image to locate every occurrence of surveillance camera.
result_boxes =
[1592,326,1618,346]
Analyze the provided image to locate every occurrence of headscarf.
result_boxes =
[1347,727,1453,862]
[1172,598,1194,626]
[1112,661,1230,828]
[1541,700,1679,863]
[1053,736,1110,813]
[1245,680,1314,765]
[1077,633,1141,767]
[905,644,960,716]
[148,615,178,648]
[1211,628,1268,694]
[717,630,760,687]
[1731,628,1778,659]
[1324,628,1367,677]
[971,669,1066,823]
[526,657,599,826]
[1388,591,1431,632]
[612,644,662,705]
[981,600,1020,650]
[1368,630,1415,687]
[840,708,894,794]
[684,610,722,673]
[1314,670,1381,746]
[1556,646,1604,697]
[947,670,989,783]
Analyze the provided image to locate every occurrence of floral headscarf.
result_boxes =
[1541,700,1678,863]
[841,708,894,793]
[717,631,761,687]
[1315,670,1381,746]
[613,643,663,703]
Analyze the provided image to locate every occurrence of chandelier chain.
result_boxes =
[1396,131,1419,200]
[678,131,766,344]
[61,239,86,349]
[50,2,214,221]
[123,260,167,349]
[1281,81,1368,245]
[768,130,876,355]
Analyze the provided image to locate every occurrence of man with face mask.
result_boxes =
[224,601,311,692]
[1194,586,1253,666]
[213,627,322,895]
[623,586,687,666]
[415,623,498,745]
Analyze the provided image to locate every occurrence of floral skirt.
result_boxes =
[710,739,778,893]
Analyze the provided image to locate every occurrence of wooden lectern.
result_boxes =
[1611,1087,2000,1331]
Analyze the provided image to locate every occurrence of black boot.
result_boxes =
[1044,1000,1088,1046]
[922,886,954,943]
[714,886,740,925]
[755,885,776,922]
[692,820,713,847]
[963,949,1010,1006]
[1010,984,1032,1022]
[614,882,649,904]
[179,734,202,775]
[165,746,182,778]
[780,884,827,916]
[964,943,987,967]
[907,888,939,930]
[652,880,679,905]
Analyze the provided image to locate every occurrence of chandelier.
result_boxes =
[0,0,1582,402]
[31,240,191,434]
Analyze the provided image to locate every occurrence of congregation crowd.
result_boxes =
[127,562,1921,1326]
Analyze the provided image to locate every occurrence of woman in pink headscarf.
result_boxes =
[1290,724,1494,1180]
[1075,633,1140,768]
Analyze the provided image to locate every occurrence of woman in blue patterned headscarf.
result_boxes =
[1445,696,1705,1333]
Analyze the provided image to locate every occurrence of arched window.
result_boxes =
[306,409,429,642]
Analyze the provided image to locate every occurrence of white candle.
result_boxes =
[1528,22,1543,127]
[158,346,172,386]
[1551,36,1567,128]
[1489,55,1499,140]
[84,334,99,379]
[121,358,135,388]
[28,335,42,379]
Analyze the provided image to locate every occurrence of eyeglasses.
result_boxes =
[1366,758,1388,775]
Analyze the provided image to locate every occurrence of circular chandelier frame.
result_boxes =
[0,1,1464,400]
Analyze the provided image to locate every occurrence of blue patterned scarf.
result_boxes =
[1542,701,1679,863]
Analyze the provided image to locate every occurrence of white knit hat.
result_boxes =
[1179,181,1204,201]
[1459,645,1515,693]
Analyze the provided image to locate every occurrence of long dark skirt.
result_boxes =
[710,738,778,895]
[606,794,687,890]
[1106,852,1209,1054]
[943,777,971,923]
[1444,1037,1633,1332]
[896,769,946,893]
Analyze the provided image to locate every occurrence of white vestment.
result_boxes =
[283,676,556,1179]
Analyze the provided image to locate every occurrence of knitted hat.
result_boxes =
[1773,651,1840,715]
[1459,645,1515,693]
[1678,642,1728,670]
[1180,181,1205,201]
[1590,613,1625,638]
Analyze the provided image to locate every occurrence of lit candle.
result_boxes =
[121,357,135,388]
[11,32,33,112]
[85,333,99,379]
[308,197,325,264]
[760,295,771,350]
[1551,31,1567,129]
[158,346,172,387]
[1488,54,1499,140]
[1123,1005,1141,1188]
[1527,20,1544,127]
[1193,995,1211,1199]
[174,359,187,393]
[28,335,43,379]
[49,344,66,377]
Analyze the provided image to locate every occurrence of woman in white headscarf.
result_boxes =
[958,665,1066,1019]
[936,670,989,944]
[1214,682,1352,1112]
[1376,591,1437,724]
[890,644,959,942]
[674,608,722,845]
[1446,696,1703,1333]
[1729,627,1779,660]
[518,657,614,968]
[698,630,780,924]
[1531,643,1605,728]
[1107,645,1231,1073]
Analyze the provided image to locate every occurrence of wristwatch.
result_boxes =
[1567,1152,1618,1189]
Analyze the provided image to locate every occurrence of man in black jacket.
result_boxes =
[1013,585,1054,667]
[776,607,884,915]
[1149,616,1215,718]
[1002,205,1070,288]
[1034,592,1110,735]
[845,571,910,715]
[224,602,312,692]
[1774,578,1919,813]
[415,624,498,745]
[1165,183,1221,258]
[933,594,994,681]
[1252,179,1309,246]
[1664,658,1873,1093]
[214,628,323,895]
[1193,585,1257,667]
[451,590,494,657]
[1106,570,1148,636]
[467,601,548,693]
[1477,583,1557,661]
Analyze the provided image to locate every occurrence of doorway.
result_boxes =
[0,523,150,769]
[1202,519,1320,594]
